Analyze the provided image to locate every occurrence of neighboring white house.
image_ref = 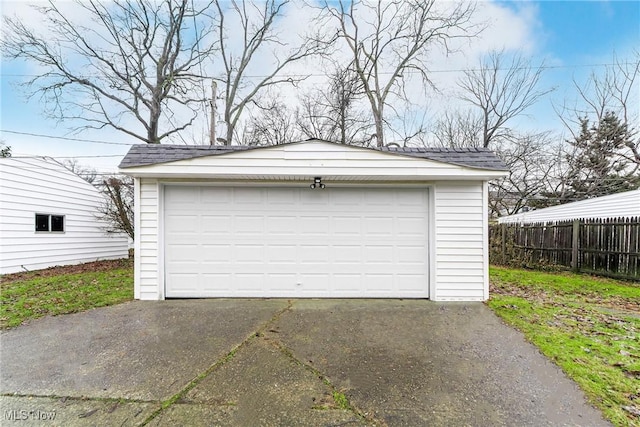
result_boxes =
[498,189,640,224]
[0,157,129,274]
[119,139,508,302]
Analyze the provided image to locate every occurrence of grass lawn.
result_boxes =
[488,267,640,427]
[0,258,134,329]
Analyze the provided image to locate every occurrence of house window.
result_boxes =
[35,214,49,231]
[51,215,64,232]
[35,214,65,232]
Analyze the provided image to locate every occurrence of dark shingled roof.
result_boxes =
[119,141,508,171]
[376,146,508,170]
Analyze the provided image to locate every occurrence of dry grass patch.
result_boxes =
[488,267,639,426]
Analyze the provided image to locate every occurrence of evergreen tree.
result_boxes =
[0,142,11,158]
[564,111,639,201]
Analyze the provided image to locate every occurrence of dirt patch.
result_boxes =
[0,258,132,284]
[489,282,639,314]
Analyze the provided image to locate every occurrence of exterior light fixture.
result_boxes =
[310,177,325,189]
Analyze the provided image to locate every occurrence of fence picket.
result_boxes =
[489,217,640,280]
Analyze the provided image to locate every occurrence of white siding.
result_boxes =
[498,189,640,224]
[433,182,486,301]
[135,178,490,301]
[0,158,129,274]
[128,140,500,301]
[136,178,161,299]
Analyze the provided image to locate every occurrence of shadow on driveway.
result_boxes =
[0,299,610,426]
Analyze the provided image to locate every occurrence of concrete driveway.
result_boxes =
[0,300,610,426]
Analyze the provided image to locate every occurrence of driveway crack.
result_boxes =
[263,331,387,426]
[0,393,155,404]
[137,300,294,426]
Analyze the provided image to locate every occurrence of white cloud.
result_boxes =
[2,0,551,158]
[472,1,542,56]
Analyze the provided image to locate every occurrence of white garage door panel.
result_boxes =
[164,186,429,298]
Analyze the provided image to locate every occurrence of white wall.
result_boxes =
[136,178,161,299]
[433,181,487,301]
[134,178,488,301]
[0,158,129,274]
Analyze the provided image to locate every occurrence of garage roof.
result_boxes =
[498,189,640,224]
[119,140,508,171]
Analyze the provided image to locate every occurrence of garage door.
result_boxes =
[163,186,429,298]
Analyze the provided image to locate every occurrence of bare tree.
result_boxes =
[488,133,564,216]
[321,0,479,147]
[243,66,373,146]
[296,65,372,144]
[0,141,11,158]
[61,159,97,184]
[295,97,333,141]
[242,96,300,146]
[545,53,640,208]
[457,50,553,148]
[571,52,639,126]
[434,50,556,214]
[214,0,330,146]
[432,109,483,148]
[98,176,134,239]
[2,0,217,144]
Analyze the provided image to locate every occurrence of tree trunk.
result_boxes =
[225,118,233,146]
[148,85,162,144]
[148,110,160,144]
[374,108,384,147]
[340,104,347,144]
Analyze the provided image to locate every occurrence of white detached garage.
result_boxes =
[119,140,507,301]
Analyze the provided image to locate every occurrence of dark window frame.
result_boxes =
[35,213,65,233]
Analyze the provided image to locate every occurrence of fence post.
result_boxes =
[571,219,580,272]
[501,224,506,264]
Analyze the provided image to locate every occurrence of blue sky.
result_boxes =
[494,0,640,132]
[532,0,639,58]
[1,0,639,172]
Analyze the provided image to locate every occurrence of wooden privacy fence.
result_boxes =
[489,217,640,280]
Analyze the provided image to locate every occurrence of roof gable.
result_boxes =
[118,139,508,181]
[119,139,507,171]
